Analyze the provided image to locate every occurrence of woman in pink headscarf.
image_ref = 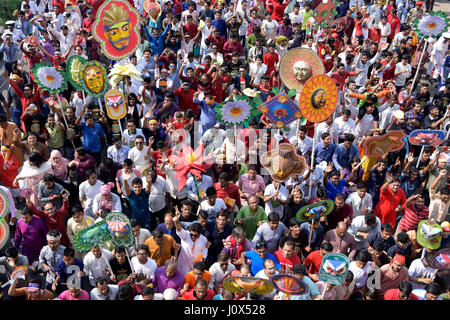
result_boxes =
[92,182,122,216]
[49,150,69,181]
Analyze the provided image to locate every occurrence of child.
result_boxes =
[349,89,392,130]
[53,247,86,294]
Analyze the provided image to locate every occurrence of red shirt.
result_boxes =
[384,289,419,300]
[82,17,95,33]
[398,204,429,232]
[373,186,406,229]
[387,15,401,39]
[304,250,323,279]
[214,182,241,209]
[173,87,197,114]
[182,288,215,300]
[268,0,289,23]
[263,52,279,76]
[330,70,359,91]
[223,40,243,57]
[208,35,226,54]
[8,79,41,113]
[273,250,301,272]
[183,23,198,39]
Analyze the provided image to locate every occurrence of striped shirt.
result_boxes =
[398,204,429,232]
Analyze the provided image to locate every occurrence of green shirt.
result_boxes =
[234,205,268,240]
[300,9,313,31]
[45,123,65,148]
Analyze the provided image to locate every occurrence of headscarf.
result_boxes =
[49,150,69,180]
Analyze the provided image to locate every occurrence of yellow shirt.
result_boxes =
[144,234,177,267]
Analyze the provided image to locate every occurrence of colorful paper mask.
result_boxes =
[260,143,309,182]
[73,212,135,251]
[0,216,9,250]
[0,188,11,218]
[222,276,274,295]
[430,248,450,270]
[318,253,350,285]
[299,74,338,123]
[92,0,141,60]
[105,89,126,120]
[408,130,445,147]
[144,0,162,24]
[363,130,406,158]
[66,55,87,91]
[417,220,443,250]
[79,61,109,98]
[270,274,308,296]
[279,48,325,92]
[258,92,302,128]
[296,200,335,223]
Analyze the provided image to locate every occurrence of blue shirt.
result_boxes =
[244,250,280,276]
[129,190,151,230]
[80,122,105,153]
[194,99,218,134]
[157,222,181,244]
[211,19,227,38]
[290,276,320,300]
[0,42,19,63]
[55,258,85,287]
[300,222,324,251]
[144,24,171,57]
[325,179,348,201]
[332,143,360,171]
[314,142,336,164]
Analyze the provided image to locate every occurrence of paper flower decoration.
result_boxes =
[170,144,214,191]
[109,61,143,88]
[408,129,445,147]
[218,100,251,126]
[32,63,68,93]
[414,11,450,39]
[299,74,338,123]
[67,55,87,91]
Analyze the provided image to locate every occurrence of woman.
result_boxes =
[49,150,69,181]
[125,93,142,129]
[13,152,53,207]
[342,157,365,196]
[12,130,50,161]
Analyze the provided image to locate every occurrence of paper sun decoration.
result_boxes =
[413,11,450,39]
[170,144,214,191]
[32,63,68,93]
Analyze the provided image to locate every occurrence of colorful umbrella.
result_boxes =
[222,276,274,295]
[0,188,11,218]
[296,200,335,223]
[258,91,302,129]
[270,274,308,296]
[0,217,8,251]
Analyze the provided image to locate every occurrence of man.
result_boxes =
[143,227,178,267]
[276,264,321,300]
[345,182,373,219]
[348,251,373,290]
[349,213,382,250]
[254,259,278,299]
[273,240,301,273]
[181,261,211,296]
[394,55,412,93]
[252,212,287,254]
[203,212,233,268]
[8,276,54,300]
[53,247,86,294]
[328,193,354,231]
[323,163,358,201]
[335,271,356,300]
[237,165,265,206]
[264,180,289,220]
[75,112,106,165]
[374,174,406,229]
[324,222,358,260]
[14,208,48,264]
[107,136,130,164]
[412,282,443,300]
[384,281,419,300]
[129,219,151,257]
[153,260,185,295]
[290,125,313,159]
[240,240,281,276]
[408,252,437,290]
[214,172,241,213]
[79,170,104,218]
[378,254,409,299]
[314,133,335,164]
[365,223,396,254]
[27,192,70,247]
[208,253,236,293]
[200,187,227,221]
[397,193,429,235]
[39,230,66,289]
[83,246,113,288]
[304,242,333,282]
[130,244,157,287]
[127,135,149,173]
[181,279,215,300]
[90,277,119,300]
[69,148,96,188]
[58,285,90,300]
[332,135,360,172]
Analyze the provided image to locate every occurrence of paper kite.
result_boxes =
[318,253,350,285]
[296,200,334,223]
[363,130,406,158]
[92,0,141,60]
[258,91,302,129]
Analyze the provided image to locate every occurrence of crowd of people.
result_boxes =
[0,0,449,301]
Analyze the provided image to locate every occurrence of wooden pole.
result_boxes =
[308,123,317,200]
[409,40,428,95]
[416,145,425,169]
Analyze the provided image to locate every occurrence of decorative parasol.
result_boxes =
[296,200,335,223]
[66,55,87,91]
[170,144,214,193]
[416,220,443,250]
[430,248,450,270]
[260,143,309,182]
[31,62,68,93]
[222,276,274,295]
[0,216,9,251]
[258,91,302,129]
[270,274,308,296]
[363,130,406,158]
[318,253,350,285]
[279,48,325,92]
[413,11,450,39]
[298,74,338,123]
[0,188,11,218]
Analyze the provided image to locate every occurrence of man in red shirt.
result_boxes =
[273,240,301,273]
[384,281,419,300]
[181,279,215,300]
[208,30,227,55]
[373,174,406,229]
[387,10,401,42]
[6,73,41,115]
[223,34,243,62]
[82,9,95,33]
[329,63,362,91]
[173,81,197,115]
[303,242,333,282]
[214,172,241,212]
[397,193,429,234]
[263,44,279,76]
[183,15,198,39]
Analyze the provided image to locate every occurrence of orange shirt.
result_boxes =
[144,234,177,267]
[184,271,211,290]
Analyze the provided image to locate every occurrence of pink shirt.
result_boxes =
[237,174,265,204]
[58,289,90,300]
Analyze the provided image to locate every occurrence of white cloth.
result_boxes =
[131,256,158,281]
[164,164,189,199]
[289,135,313,156]
[128,228,151,257]
[122,128,146,148]
[143,175,170,212]
[345,192,373,219]
[348,260,373,289]
[408,258,438,290]
[83,249,113,286]
[92,193,122,215]
[348,215,381,245]
[200,198,227,219]
[208,262,236,290]
[379,102,400,131]
[128,146,150,173]
[264,183,289,219]
[79,180,104,214]
[176,227,209,276]
[334,116,356,140]
[395,62,411,87]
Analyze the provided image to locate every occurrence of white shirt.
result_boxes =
[90,285,119,300]
[79,180,104,211]
[143,175,170,212]
[83,249,113,286]
[262,19,278,40]
[176,227,209,276]
[163,164,189,199]
[395,62,411,86]
[131,256,157,281]
[92,192,122,215]
[334,116,356,140]
[378,22,391,43]
[221,137,246,164]
[186,175,213,202]
[249,62,267,85]
[264,183,289,219]
[408,258,438,290]
[412,289,443,300]
[348,215,381,244]
[379,102,400,131]
[289,134,313,155]
[128,228,151,257]
[128,146,150,173]
[208,262,236,290]
[200,198,227,219]
[289,12,303,24]
[354,52,380,87]
[345,192,373,219]
[348,261,373,289]
[354,113,375,142]
[122,128,146,148]
[314,122,339,145]
[53,30,75,55]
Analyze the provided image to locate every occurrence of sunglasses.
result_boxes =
[135,142,143,145]
[190,233,199,238]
